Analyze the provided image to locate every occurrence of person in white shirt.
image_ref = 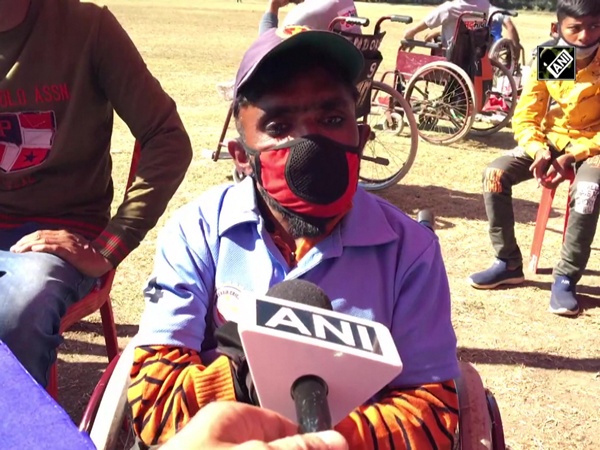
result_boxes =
[401,0,490,48]
[258,0,360,35]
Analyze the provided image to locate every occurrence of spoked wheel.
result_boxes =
[404,61,476,145]
[358,80,419,191]
[489,38,519,73]
[470,59,518,136]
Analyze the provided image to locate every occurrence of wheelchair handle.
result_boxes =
[400,39,443,50]
[374,15,413,35]
[390,15,413,24]
[463,11,486,18]
[328,16,369,31]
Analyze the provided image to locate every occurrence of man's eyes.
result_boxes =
[263,115,347,136]
[566,24,600,33]
[323,116,345,126]
[264,122,291,137]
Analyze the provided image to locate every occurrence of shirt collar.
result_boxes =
[218,177,261,236]
[218,178,399,247]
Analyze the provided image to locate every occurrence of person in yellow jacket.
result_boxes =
[468,0,600,316]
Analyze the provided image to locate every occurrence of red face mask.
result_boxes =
[243,135,362,218]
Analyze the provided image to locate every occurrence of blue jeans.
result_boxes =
[0,223,97,387]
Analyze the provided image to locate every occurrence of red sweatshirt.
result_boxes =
[0,0,192,266]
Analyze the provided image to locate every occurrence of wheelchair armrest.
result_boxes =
[400,39,443,50]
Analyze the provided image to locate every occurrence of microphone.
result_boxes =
[266,279,333,310]
[266,280,333,433]
[237,279,403,430]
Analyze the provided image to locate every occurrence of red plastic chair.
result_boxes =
[528,170,575,274]
[46,142,141,400]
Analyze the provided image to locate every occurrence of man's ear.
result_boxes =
[357,123,372,151]
[228,139,253,177]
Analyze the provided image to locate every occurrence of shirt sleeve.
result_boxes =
[389,238,460,387]
[128,346,237,447]
[90,7,193,266]
[335,381,459,449]
[564,135,600,161]
[512,67,551,159]
[423,3,451,29]
[134,206,216,351]
[259,12,278,35]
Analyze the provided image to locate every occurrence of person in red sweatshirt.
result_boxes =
[0,0,192,388]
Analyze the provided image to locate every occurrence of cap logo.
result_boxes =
[276,25,312,39]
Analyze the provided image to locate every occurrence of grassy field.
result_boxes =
[56,1,600,449]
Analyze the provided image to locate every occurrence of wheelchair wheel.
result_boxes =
[358,80,419,191]
[456,362,500,450]
[81,344,137,450]
[470,59,518,137]
[404,61,476,145]
[489,38,518,73]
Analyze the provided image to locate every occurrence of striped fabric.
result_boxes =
[128,345,458,449]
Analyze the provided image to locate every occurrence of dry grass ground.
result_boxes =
[56,1,600,449]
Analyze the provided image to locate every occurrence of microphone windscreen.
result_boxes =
[266,279,333,310]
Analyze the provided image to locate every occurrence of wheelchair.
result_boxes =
[79,209,505,450]
[78,339,506,450]
[212,16,420,191]
[379,11,518,145]
[332,15,420,190]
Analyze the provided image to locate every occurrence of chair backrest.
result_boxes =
[447,15,494,110]
[446,16,489,72]
[335,30,386,118]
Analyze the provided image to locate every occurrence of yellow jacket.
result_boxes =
[513,49,600,161]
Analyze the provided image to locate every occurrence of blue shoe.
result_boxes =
[549,276,579,316]
[468,259,525,289]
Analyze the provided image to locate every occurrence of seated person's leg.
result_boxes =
[551,156,600,315]
[469,152,534,289]
[0,224,97,387]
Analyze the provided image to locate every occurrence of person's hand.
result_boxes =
[216,321,259,405]
[10,230,113,277]
[160,401,348,450]
[423,30,440,42]
[267,0,302,11]
[541,153,576,189]
[399,30,416,52]
[529,147,552,185]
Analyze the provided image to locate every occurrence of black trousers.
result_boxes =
[482,150,600,283]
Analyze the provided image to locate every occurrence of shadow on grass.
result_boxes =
[57,321,138,423]
[466,130,519,151]
[377,183,559,230]
[459,347,600,373]
[522,279,600,313]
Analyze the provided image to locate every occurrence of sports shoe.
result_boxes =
[549,276,579,316]
[468,259,525,289]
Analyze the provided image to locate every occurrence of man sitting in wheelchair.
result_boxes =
[401,0,490,48]
[488,4,520,47]
[259,0,360,35]
[128,26,460,449]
